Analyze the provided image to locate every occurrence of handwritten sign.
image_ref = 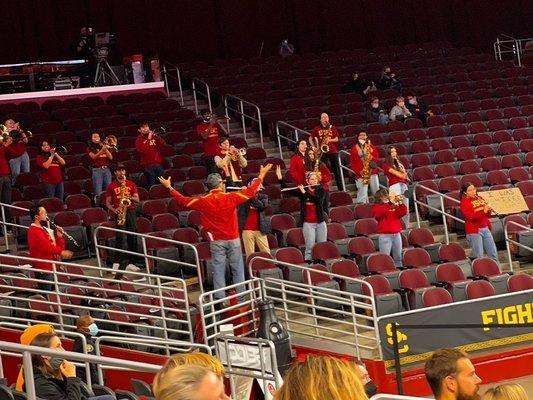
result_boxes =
[477,188,529,215]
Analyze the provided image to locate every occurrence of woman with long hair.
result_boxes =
[383,146,410,228]
[459,183,498,262]
[305,148,332,191]
[289,139,307,186]
[274,355,368,400]
[482,383,529,400]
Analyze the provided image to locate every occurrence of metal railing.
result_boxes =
[412,182,464,244]
[93,224,203,292]
[0,202,33,252]
[503,220,533,273]
[249,257,380,359]
[493,34,533,66]
[162,61,184,106]
[0,253,194,347]
[224,94,264,147]
[192,78,212,115]
[0,340,161,400]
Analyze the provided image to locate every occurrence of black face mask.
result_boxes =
[365,381,378,397]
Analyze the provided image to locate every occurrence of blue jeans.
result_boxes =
[467,227,498,262]
[389,182,409,229]
[44,182,64,201]
[379,233,403,268]
[355,174,380,204]
[92,167,112,196]
[303,221,327,261]
[210,238,245,299]
[9,152,30,183]
[144,164,164,188]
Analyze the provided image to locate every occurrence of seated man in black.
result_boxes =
[378,65,401,91]
[405,94,434,125]
[342,73,373,99]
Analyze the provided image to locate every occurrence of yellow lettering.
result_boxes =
[495,308,503,324]
[503,306,518,324]
[515,304,532,324]
[385,323,410,354]
[482,310,496,332]
[481,302,533,331]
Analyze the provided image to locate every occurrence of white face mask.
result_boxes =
[359,139,366,145]
[408,99,416,104]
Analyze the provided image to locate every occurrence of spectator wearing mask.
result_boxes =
[378,65,401,91]
[389,96,412,122]
[355,360,379,398]
[366,97,389,125]
[405,94,434,125]
[72,314,99,385]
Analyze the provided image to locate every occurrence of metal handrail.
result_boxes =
[162,61,184,106]
[338,148,387,193]
[192,78,212,115]
[503,220,533,273]
[494,35,533,66]
[0,202,33,251]
[275,121,311,159]
[0,340,161,400]
[412,182,464,244]
[224,94,264,147]
[93,224,203,292]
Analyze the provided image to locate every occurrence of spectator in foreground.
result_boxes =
[273,355,368,400]
[365,97,389,125]
[425,348,482,400]
[482,383,528,400]
[72,314,99,385]
[355,359,379,397]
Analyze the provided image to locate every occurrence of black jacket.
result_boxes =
[32,369,83,400]
[298,186,329,225]
[72,335,98,384]
[238,193,271,234]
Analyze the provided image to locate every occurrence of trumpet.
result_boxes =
[238,147,247,156]
[103,135,118,151]
[46,218,80,248]
[390,194,405,206]
[53,145,68,154]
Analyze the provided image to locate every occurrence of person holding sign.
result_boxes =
[460,183,498,262]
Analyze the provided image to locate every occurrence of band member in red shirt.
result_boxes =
[135,122,166,188]
[310,113,343,190]
[373,188,407,268]
[36,141,66,200]
[159,164,273,300]
[237,178,271,257]
[305,148,332,191]
[298,172,329,262]
[28,206,73,290]
[459,183,498,262]
[105,164,140,277]
[350,131,380,204]
[87,132,113,199]
[383,146,410,228]
[197,110,228,175]
[4,119,29,183]
[0,134,12,228]
[289,139,307,186]
[214,137,247,187]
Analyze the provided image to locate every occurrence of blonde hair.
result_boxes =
[153,352,225,396]
[153,364,213,400]
[482,383,528,400]
[273,356,368,400]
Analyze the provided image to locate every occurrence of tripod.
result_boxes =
[93,51,121,87]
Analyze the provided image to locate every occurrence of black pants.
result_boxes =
[144,164,165,189]
[205,156,218,176]
[114,209,137,278]
[323,153,344,191]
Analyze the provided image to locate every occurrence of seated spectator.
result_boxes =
[342,73,374,99]
[366,97,389,125]
[378,65,401,91]
[389,96,412,122]
[279,38,295,58]
[72,314,99,385]
[355,360,378,397]
[273,355,368,400]
[482,383,528,400]
[405,94,434,125]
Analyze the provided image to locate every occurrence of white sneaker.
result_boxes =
[112,263,120,270]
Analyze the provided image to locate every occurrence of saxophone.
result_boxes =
[320,124,332,153]
[361,140,373,185]
[117,177,132,226]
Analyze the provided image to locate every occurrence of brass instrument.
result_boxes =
[0,124,8,135]
[319,123,332,153]
[390,194,405,206]
[309,137,323,180]
[361,140,373,185]
[116,177,132,226]
[104,135,118,151]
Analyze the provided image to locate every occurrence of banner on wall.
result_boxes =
[377,290,533,368]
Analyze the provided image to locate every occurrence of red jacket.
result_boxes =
[383,162,407,186]
[289,153,306,185]
[170,179,261,241]
[318,163,332,191]
[460,197,491,234]
[7,142,27,159]
[135,134,166,166]
[373,203,407,234]
[350,143,379,179]
[197,122,224,157]
[28,224,66,271]
[0,147,10,177]
[36,155,63,184]
[311,125,340,154]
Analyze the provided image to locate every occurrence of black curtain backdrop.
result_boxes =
[0,0,531,65]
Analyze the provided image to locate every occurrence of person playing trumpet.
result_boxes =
[36,141,66,201]
[459,183,498,262]
[4,118,30,184]
[373,188,407,268]
[214,137,247,188]
[87,132,113,199]
[135,122,166,188]
[310,113,343,190]
[197,110,228,175]
[383,146,410,228]
[349,131,380,204]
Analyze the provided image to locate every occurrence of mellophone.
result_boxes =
[47,218,80,248]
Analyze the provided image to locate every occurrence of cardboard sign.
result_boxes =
[477,188,529,215]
